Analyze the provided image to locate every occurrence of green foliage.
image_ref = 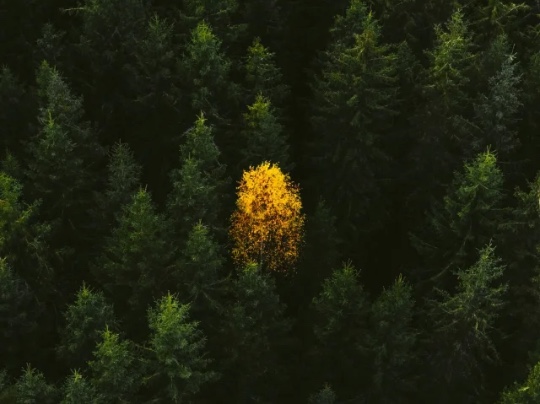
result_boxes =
[369,275,418,401]
[57,284,116,370]
[181,0,243,45]
[0,171,52,292]
[500,360,540,403]
[147,293,216,402]
[297,199,342,304]
[309,384,337,404]
[411,150,505,290]
[27,61,104,222]
[426,244,507,401]
[94,141,142,227]
[472,35,523,158]
[244,38,289,107]
[0,67,32,155]
[61,370,97,404]
[181,22,235,118]
[15,365,57,404]
[177,221,225,317]
[310,262,370,397]
[240,94,291,172]
[223,263,291,401]
[310,0,399,253]
[88,328,138,402]
[95,188,175,329]
[0,258,39,371]
[167,114,227,240]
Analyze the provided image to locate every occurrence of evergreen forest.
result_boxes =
[3,0,540,402]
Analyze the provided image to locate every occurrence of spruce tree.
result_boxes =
[146,293,216,402]
[369,275,418,402]
[240,94,292,172]
[222,263,292,402]
[61,371,97,404]
[310,262,370,399]
[411,150,505,292]
[425,244,507,403]
[88,328,139,402]
[94,188,175,336]
[167,114,227,243]
[56,284,117,371]
[15,365,57,404]
[309,0,399,261]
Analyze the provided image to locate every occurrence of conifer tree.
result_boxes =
[0,259,39,372]
[500,360,540,403]
[309,0,399,260]
[181,0,243,46]
[27,61,104,224]
[425,244,507,403]
[15,365,57,404]
[310,262,370,398]
[243,38,289,107]
[88,328,139,402]
[94,141,142,228]
[61,371,97,404]
[240,95,292,172]
[411,150,505,291]
[408,9,477,204]
[167,114,227,242]
[146,293,216,402]
[181,22,237,120]
[222,263,292,402]
[0,67,33,156]
[57,284,117,371]
[369,275,418,402]
[0,171,53,295]
[177,221,226,320]
[472,35,523,159]
[94,189,175,334]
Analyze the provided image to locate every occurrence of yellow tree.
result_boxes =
[230,162,305,272]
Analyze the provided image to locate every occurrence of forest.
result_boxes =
[2,0,540,402]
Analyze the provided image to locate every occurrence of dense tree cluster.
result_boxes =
[1,0,540,402]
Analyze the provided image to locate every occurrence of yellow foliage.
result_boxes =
[230,162,305,272]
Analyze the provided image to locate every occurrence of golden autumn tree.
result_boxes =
[230,162,305,272]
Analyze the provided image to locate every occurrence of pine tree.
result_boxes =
[410,150,505,292]
[146,293,216,402]
[181,0,243,47]
[309,0,399,260]
[181,22,237,120]
[56,284,117,371]
[27,61,104,224]
[0,171,53,296]
[177,221,226,321]
[240,94,292,172]
[61,371,97,404]
[500,360,540,403]
[15,365,57,404]
[94,188,175,335]
[0,67,33,156]
[310,262,370,399]
[167,114,227,243]
[425,244,507,403]
[309,385,337,404]
[89,328,139,402]
[408,9,477,205]
[222,263,292,402]
[0,258,40,373]
[243,38,289,108]
[93,141,142,231]
[472,35,523,160]
[369,275,418,402]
